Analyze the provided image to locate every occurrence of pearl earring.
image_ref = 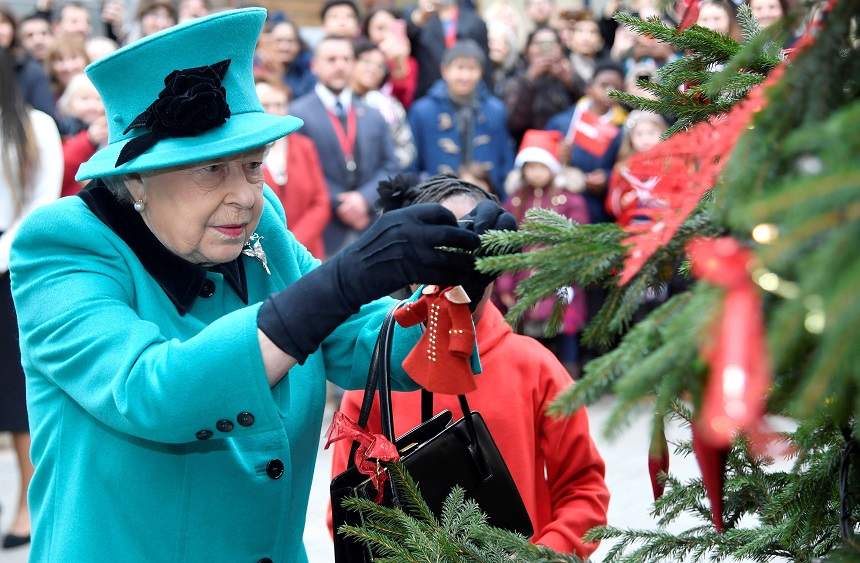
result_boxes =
[133,200,145,212]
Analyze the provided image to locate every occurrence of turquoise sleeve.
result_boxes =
[10,205,282,444]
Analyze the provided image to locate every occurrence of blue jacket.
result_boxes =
[409,80,514,199]
[10,185,421,562]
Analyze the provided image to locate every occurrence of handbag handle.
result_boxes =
[349,301,492,482]
[348,302,403,468]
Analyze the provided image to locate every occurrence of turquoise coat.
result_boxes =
[10,187,421,562]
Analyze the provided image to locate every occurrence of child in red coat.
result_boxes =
[606,110,668,226]
[329,175,609,559]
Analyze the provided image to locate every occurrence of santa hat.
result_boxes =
[515,129,562,175]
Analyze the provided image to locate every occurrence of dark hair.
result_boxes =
[55,1,88,23]
[557,8,596,24]
[0,6,18,48]
[361,7,400,39]
[0,47,38,211]
[265,13,308,56]
[320,0,360,22]
[377,174,497,213]
[137,0,178,22]
[352,36,380,59]
[314,34,355,56]
[524,25,562,53]
[590,59,625,83]
[20,11,51,26]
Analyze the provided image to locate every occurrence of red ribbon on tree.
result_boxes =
[676,0,700,30]
[325,411,401,503]
[687,237,774,532]
[616,65,786,286]
[688,237,771,449]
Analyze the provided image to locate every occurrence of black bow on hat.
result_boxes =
[115,59,232,167]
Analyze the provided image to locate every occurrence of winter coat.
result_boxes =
[61,129,98,197]
[283,50,316,100]
[504,72,581,144]
[330,302,610,558]
[409,80,514,199]
[10,183,422,563]
[360,89,417,170]
[263,132,331,259]
[496,169,590,336]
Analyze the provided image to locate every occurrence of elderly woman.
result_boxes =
[9,9,514,562]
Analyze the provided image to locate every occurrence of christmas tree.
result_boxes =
[344,0,860,559]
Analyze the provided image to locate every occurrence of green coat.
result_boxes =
[10,186,421,562]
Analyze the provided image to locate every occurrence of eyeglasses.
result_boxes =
[148,156,268,189]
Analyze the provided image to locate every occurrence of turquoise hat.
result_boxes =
[75,7,303,181]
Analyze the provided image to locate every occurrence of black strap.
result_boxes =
[421,389,434,423]
[348,303,402,469]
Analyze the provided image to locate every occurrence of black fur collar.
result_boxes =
[78,180,249,315]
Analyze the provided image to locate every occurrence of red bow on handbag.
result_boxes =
[325,411,400,503]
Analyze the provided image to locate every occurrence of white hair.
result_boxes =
[57,73,98,117]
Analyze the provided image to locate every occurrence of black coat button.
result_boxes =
[266,458,284,480]
[216,419,234,432]
[199,279,216,298]
[258,558,273,563]
[195,429,213,440]
[237,411,255,427]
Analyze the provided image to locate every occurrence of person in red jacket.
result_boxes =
[329,175,609,558]
[256,80,331,258]
[58,73,107,196]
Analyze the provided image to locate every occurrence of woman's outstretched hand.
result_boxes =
[257,203,484,366]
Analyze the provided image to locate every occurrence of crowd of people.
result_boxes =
[1,0,789,554]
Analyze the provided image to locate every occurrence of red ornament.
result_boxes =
[648,424,671,500]
[394,286,477,395]
[692,425,729,532]
[325,411,401,503]
[688,237,771,449]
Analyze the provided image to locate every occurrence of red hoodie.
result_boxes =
[329,302,609,557]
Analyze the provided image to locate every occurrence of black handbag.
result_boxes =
[330,302,533,562]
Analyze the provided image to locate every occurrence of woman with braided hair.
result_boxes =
[330,174,610,559]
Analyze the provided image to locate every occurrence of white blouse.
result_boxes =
[0,108,63,273]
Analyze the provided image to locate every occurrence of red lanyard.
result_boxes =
[327,105,358,169]
[443,7,459,49]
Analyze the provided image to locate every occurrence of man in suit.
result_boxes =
[291,36,400,254]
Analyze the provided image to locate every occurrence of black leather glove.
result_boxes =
[458,200,518,308]
[258,204,481,363]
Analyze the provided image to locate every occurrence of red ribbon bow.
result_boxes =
[325,411,400,503]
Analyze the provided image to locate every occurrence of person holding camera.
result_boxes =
[504,26,582,145]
